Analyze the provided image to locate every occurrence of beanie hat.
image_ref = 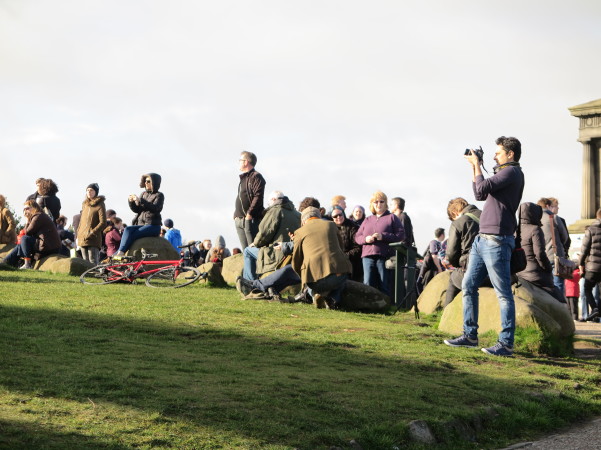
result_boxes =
[87,183,99,195]
[164,218,174,228]
[301,206,321,223]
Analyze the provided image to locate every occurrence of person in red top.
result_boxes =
[564,267,581,321]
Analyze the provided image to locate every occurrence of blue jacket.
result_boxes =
[165,228,182,251]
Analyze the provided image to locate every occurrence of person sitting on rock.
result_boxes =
[113,173,164,257]
[516,202,565,303]
[242,190,301,281]
[26,178,61,225]
[443,198,481,308]
[163,218,182,251]
[2,200,61,269]
[205,235,231,266]
[104,217,124,258]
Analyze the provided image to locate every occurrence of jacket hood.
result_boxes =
[83,195,106,207]
[139,173,162,192]
[214,235,226,248]
[461,204,480,216]
[519,202,543,226]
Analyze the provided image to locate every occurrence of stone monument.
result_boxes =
[568,98,601,233]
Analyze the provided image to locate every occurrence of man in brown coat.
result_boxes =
[2,200,60,269]
[292,207,352,308]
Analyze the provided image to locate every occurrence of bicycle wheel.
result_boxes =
[80,264,126,285]
[145,266,201,288]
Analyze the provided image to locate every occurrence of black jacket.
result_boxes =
[516,202,553,286]
[234,169,266,219]
[580,219,601,275]
[335,218,362,281]
[446,204,481,269]
[130,173,164,226]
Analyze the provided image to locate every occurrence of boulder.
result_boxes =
[221,253,243,285]
[47,257,94,276]
[417,271,451,314]
[198,262,228,287]
[36,254,69,271]
[340,280,391,312]
[127,237,179,261]
[439,279,575,346]
[0,243,15,260]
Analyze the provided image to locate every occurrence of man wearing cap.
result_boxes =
[291,207,352,309]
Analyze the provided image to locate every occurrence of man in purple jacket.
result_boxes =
[444,136,525,357]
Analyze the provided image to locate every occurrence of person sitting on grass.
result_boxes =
[2,200,61,269]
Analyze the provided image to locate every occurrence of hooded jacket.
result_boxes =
[130,173,164,226]
[540,208,569,260]
[446,204,481,269]
[25,212,61,254]
[77,195,107,248]
[516,202,553,286]
[579,219,601,275]
[252,196,301,275]
[165,228,182,251]
[0,206,17,245]
[205,235,231,263]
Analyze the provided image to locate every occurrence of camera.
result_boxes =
[464,146,483,161]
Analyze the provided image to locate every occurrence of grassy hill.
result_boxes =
[0,269,600,449]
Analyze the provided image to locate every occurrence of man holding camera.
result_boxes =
[444,136,524,357]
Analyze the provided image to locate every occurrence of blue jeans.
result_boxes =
[118,225,161,252]
[363,256,390,296]
[251,265,301,293]
[243,246,260,280]
[308,273,349,306]
[461,234,516,347]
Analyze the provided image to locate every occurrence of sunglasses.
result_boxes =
[332,214,343,219]
[373,200,385,204]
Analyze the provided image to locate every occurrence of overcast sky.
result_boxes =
[1,1,600,252]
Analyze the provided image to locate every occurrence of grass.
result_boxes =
[0,269,600,449]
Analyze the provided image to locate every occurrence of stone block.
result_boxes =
[340,280,391,312]
[221,253,243,285]
[198,262,228,287]
[417,271,450,314]
[47,257,94,276]
[127,237,179,261]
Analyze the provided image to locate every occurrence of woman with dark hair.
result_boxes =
[355,191,404,296]
[113,173,164,257]
[1,200,61,268]
[331,205,363,282]
[77,183,107,265]
[26,178,61,223]
[104,217,124,257]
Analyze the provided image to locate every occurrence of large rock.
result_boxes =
[221,253,243,285]
[0,243,15,260]
[127,237,179,261]
[340,280,391,312]
[439,279,575,348]
[198,262,228,287]
[46,257,94,276]
[417,271,451,314]
[37,254,69,271]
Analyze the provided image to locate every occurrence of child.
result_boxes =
[564,266,581,321]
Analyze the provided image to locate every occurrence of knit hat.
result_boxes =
[164,218,174,228]
[301,206,321,223]
[87,183,99,195]
[331,205,346,218]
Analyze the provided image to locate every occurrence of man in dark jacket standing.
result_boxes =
[444,136,525,357]
[579,208,601,321]
[443,197,481,308]
[234,151,266,249]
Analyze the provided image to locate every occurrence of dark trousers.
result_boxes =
[234,217,259,250]
[583,272,601,314]
[251,265,301,294]
[444,269,464,308]
[566,296,579,320]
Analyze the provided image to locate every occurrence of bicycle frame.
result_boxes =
[101,258,185,284]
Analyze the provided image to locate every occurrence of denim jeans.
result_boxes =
[251,265,301,293]
[461,234,515,347]
[118,225,161,252]
[363,256,390,296]
[307,273,349,306]
[242,246,260,280]
[234,217,259,250]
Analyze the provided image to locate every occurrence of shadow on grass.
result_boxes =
[0,419,129,450]
[0,304,598,449]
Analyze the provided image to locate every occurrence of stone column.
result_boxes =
[582,141,595,219]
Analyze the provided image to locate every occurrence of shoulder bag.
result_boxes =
[549,214,575,279]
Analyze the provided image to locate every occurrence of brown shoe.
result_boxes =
[313,293,327,309]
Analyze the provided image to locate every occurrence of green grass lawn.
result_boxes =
[0,269,600,449]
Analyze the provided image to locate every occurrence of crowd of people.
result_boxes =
[1,140,600,357]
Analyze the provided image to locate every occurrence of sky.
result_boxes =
[1,0,600,253]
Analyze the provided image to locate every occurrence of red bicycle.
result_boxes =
[80,243,204,288]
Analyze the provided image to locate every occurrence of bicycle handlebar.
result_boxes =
[177,241,198,249]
